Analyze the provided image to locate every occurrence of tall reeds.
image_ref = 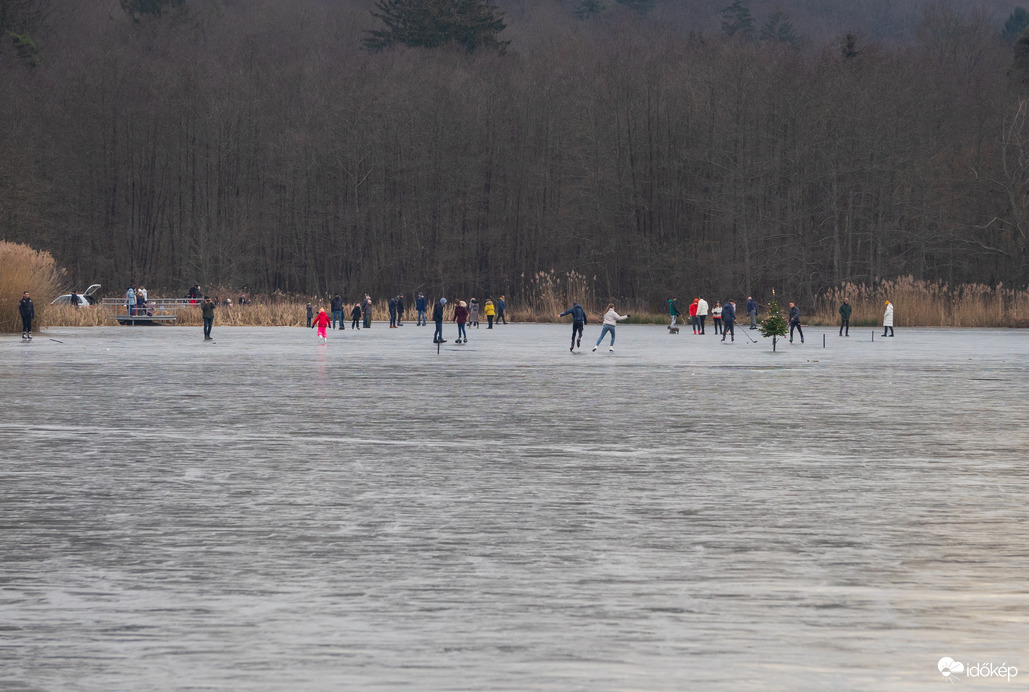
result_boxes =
[0,241,63,333]
[812,276,1029,327]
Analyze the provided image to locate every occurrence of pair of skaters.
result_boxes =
[837,299,895,337]
[432,298,471,344]
[557,303,630,352]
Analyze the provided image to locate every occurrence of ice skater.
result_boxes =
[484,299,495,328]
[882,300,894,337]
[351,302,362,330]
[788,302,804,343]
[331,293,344,329]
[362,295,373,329]
[306,302,313,328]
[396,294,405,326]
[558,301,588,351]
[747,296,758,329]
[432,297,447,343]
[712,301,723,335]
[592,303,629,352]
[312,308,330,342]
[689,298,699,334]
[18,291,34,340]
[454,300,468,343]
[497,295,507,324]
[839,299,851,336]
[721,300,736,342]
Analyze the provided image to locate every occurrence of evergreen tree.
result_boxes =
[1004,8,1029,45]
[721,0,754,40]
[759,291,789,351]
[759,10,798,46]
[364,0,509,53]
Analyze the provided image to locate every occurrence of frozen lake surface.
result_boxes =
[2,323,1028,691]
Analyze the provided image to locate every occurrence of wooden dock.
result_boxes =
[102,298,200,325]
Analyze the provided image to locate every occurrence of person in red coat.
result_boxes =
[312,308,331,342]
[689,298,699,334]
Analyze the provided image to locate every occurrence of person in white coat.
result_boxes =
[882,301,894,337]
[592,303,629,352]
[696,297,709,334]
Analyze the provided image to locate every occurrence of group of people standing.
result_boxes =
[667,297,743,342]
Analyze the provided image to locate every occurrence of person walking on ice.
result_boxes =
[839,299,852,336]
[484,298,496,329]
[882,301,894,337]
[668,297,680,329]
[312,308,330,343]
[712,301,723,335]
[19,291,34,340]
[696,296,709,334]
[416,292,427,326]
[788,302,804,344]
[592,303,629,352]
[558,301,588,351]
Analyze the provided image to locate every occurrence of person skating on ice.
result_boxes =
[312,308,331,342]
[18,291,34,340]
[388,295,397,328]
[331,293,344,329]
[788,302,804,343]
[497,295,507,324]
[712,301,723,335]
[432,297,447,343]
[689,298,699,334]
[484,298,496,328]
[883,300,894,337]
[721,300,736,342]
[696,296,709,334]
[351,302,362,330]
[592,303,629,352]
[454,300,469,343]
[306,302,313,328]
[839,299,851,336]
[747,296,758,329]
[558,301,588,351]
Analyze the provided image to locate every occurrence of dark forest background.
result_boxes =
[2,0,1029,305]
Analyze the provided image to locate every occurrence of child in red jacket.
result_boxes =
[312,308,331,342]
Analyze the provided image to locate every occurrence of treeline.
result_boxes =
[1,0,1028,307]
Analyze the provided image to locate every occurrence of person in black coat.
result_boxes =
[19,291,34,340]
[331,294,344,330]
[788,302,804,343]
[432,298,447,343]
[721,300,736,342]
[396,294,405,326]
[350,302,362,330]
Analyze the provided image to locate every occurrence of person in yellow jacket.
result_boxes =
[484,299,496,329]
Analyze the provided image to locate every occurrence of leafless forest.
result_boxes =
[2,0,1028,305]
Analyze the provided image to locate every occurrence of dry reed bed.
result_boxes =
[0,241,63,333]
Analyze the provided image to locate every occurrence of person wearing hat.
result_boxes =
[396,293,405,326]
[362,295,373,329]
[306,302,313,328]
[469,298,480,328]
[558,301,588,352]
[312,307,331,342]
[483,298,496,329]
[882,300,894,337]
[689,298,699,334]
[432,298,448,343]
[351,301,362,330]
[331,293,344,330]
[839,299,852,336]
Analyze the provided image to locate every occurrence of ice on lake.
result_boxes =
[2,323,1028,691]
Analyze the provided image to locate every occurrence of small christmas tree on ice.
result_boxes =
[759,289,789,351]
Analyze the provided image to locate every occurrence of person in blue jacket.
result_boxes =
[416,292,428,326]
[558,302,588,351]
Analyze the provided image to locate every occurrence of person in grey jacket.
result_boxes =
[747,296,758,329]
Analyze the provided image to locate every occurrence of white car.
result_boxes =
[51,284,101,306]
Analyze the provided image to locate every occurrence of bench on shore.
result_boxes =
[101,298,201,325]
